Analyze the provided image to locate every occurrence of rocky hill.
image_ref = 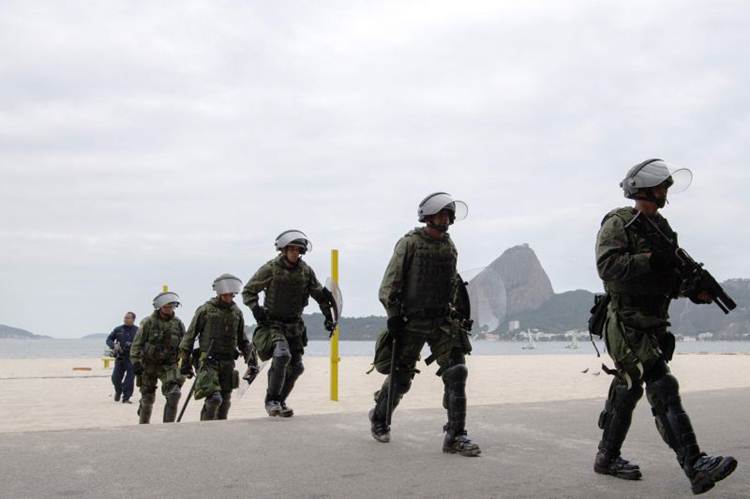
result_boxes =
[0,324,51,339]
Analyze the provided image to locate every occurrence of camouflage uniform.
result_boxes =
[595,207,736,491]
[130,310,186,424]
[370,227,476,454]
[180,297,250,421]
[243,255,331,412]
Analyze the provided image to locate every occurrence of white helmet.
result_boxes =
[620,159,692,199]
[153,291,180,309]
[212,273,243,295]
[274,230,312,254]
[417,192,468,223]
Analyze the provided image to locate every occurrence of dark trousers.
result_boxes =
[112,357,134,399]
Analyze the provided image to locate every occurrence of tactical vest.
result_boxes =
[197,299,242,358]
[141,311,183,365]
[403,230,457,318]
[263,258,312,320]
[602,207,679,298]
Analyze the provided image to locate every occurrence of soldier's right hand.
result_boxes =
[180,362,194,378]
[387,315,407,339]
[132,362,144,376]
[251,305,267,324]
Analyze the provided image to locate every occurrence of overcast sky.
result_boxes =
[1,1,749,338]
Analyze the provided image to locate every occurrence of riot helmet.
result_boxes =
[274,230,312,254]
[417,192,468,224]
[212,273,243,295]
[153,291,180,310]
[620,159,692,203]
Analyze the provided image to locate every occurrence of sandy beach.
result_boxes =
[1,353,749,433]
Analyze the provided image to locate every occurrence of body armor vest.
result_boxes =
[603,208,679,298]
[142,312,183,365]
[264,259,311,320]
[403,231,457,318]
[198,299,242,357]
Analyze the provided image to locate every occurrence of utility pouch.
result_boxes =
[588,294,611,338]
[232,369,240,389]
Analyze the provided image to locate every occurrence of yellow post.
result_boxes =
[330,249,340,401]
[162,284,169,292]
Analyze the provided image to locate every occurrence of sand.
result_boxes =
[0,353,748,433]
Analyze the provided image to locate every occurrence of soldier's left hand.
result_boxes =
[324,319,337,336]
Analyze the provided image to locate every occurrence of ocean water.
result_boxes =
[1,338,749,359]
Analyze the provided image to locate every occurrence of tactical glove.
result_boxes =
[387,315,407,339]
[324,318,337,337]
[251,305,267,324]
[132,362,144,376]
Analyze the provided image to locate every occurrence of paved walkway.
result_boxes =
[0,388,747,498]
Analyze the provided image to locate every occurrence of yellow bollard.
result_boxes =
[162,284,169,292]
[102,357,114,369]
[330,249,340,401]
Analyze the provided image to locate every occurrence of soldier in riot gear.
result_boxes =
[130,291,186,424]
[243,230,337,417]
[369,192,480,457]
[179,274,254,421]
[594,159,737,494]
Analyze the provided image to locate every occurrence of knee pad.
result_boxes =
[646,373,681,415]
[442,364,468,384]
[273,341,291,361]
[643,359,670,384]
[290,361,304,378]
[142,392,156,405]
[166,384,181,401]
[391,370,413,394]
[612,379,644,411]
[205,392,223,408]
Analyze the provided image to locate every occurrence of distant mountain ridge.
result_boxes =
[0,324,51,339]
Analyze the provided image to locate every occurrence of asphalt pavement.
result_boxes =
[0,388,747,498]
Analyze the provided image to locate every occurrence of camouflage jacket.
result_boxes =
[180,297,249,360]
[130,310,185,366]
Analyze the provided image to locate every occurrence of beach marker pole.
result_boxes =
[163,284,168,292]
[330,249,340,401]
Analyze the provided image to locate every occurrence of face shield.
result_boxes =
[212,274,243,295]
[153,291,180,310]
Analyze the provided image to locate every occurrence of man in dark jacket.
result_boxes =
[106,311,138,403]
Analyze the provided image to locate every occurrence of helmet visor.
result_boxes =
[666,167,692,194]
[275,230,312,252]
[213,276,243,294]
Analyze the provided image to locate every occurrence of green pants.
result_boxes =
[194,359,239,399]
[604,303,671,377]
[137,364,185,396]
[374,318,469,376]
[253,320,306,362]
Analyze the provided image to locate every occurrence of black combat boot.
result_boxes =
[114,391,121,402]
[138,395,154,424]
[368,408,390,443]
[265,395,282,417]
[646,373,736,495]
[200,392,222,421]
[278,402,294,418]
[594,379,643,480]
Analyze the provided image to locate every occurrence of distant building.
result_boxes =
[508,320,520,333]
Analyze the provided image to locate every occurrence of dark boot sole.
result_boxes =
[594,465,642,481]
[443,447,481,457]
[711,457,738,483]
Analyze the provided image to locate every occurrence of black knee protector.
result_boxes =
[599,379,643,430]
[141,392,156,406]
[290,360,305,378]
[442,364,468,384]
[646,372,700,466]
[166,384,182,404]
[273,341,292,364]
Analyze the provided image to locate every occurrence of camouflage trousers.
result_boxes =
[193,358,239,400]
[136,364,185,396]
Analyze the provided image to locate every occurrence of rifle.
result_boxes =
[632,212,736,314]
